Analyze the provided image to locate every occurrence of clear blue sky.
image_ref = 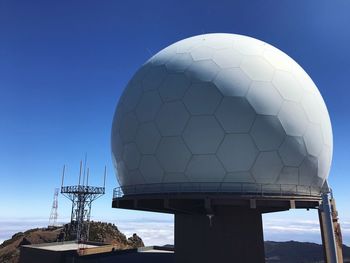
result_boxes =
[0,0,349,244]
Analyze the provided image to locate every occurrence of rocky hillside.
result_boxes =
[265,241,350,263]
[0,221,144,263]
[89,221,144,248]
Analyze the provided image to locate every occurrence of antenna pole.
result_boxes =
[86,168,90,186]
[61,165,66,188]
[78,160,82,186]
[103,166,107,189]
[83,153,87,186]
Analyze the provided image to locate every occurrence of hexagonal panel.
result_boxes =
[201,34,234,49]
[119,112,138,143]
[234,35,265,55]
[278,101,308,137]
[186,60,220,82]
[313,176,324,190]
[156,101,189,136]
[315,93,328,110]
[111,131,123,161]
[318,145,332,183]
[122,143,141,170]
[215,97,255,133]
[183,82,222,115]
[276,167,299,184]
[120,83,143,113]
[303,123,324,157]
[165,53,193,73]
[217,134,258,172]
[116,160,127,186]
[250,115,285,151]
[212,48,243,68]
[240,56,274,81]
[272,70,303,102]
[263,45,292,72]
[135,122,161,154]
[139,156,164,183]
[278,136,307,166]
[142,65,167,91]
[214,68,251,97]
[321,117,333,148]
[247,81,283,115]
[186,155,226,182]
[128,64,151,86]
[136,91,162,123]
[291,62,317,94]
[162,172,189,183]
[301,93,323,124]
[176,37,200,53]
[127,169,146,185]
[223,172,255,183]
[156,137,191,173]
[190,46,214,61]
[149,45,177,66]
[158,73,191,102]
[299,155,318,185]
[183,116,224,154]
[113,102,124,128]
[252,151,283,184]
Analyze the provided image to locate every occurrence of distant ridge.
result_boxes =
[265,241,350,262]
[1,224,349,263]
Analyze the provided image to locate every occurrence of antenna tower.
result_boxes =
[48,188,59,227]
[61,160,106,242]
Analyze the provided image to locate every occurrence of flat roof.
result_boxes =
[140,249,173,253]
[23,241,99,251]
[22,242,175,256]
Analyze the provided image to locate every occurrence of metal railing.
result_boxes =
[113,182,322,199]
[61,185,105,195]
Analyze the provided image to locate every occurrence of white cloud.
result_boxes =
[0,216,349,247]
[0,217,69,244]
[113,220,174,246]
[263,217,350,245]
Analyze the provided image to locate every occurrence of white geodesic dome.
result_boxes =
[111,33,332,196]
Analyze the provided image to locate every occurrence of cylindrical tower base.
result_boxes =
[175,211,265,263]
[113,193,321,262]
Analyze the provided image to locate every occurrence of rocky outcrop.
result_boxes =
[0,221,144,263]
[88,221,144,248]
[127,233,144,248]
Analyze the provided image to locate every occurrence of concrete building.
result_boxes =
[20,242,174,263]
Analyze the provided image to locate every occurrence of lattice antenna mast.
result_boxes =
[49,188,59,227]
[61,161,106,242]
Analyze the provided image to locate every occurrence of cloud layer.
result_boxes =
[0,217,68,245]
[1,217,349,246]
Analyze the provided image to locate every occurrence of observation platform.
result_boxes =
[61,185,105,195]
[112,182,322,214]
[112,182,323,263]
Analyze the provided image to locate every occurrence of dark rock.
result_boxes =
[17,238,31,248]
[127,233,145,248]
